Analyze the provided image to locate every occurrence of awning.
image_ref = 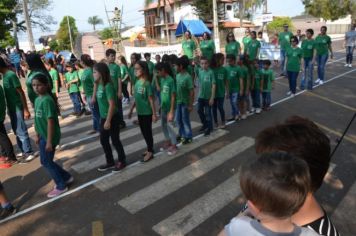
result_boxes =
[175,20,211,37]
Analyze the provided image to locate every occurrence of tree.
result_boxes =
[0,31,16,48]
[56,16,78,50]
[99,28,114,40]
[191,0,214,21]
[0,0,17,40]
[267,17,294,34]
[303,0,356,25]
[88,16,103,31]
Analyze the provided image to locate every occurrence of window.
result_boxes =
[226,5,232,11]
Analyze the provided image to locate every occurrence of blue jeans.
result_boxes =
[213,97,225,124]
[346,46,354,64]
[86,95,100,132]
[9,110,33,154]
[287,71,299,94]
[280,49,287,75]
[317,54,328,81]
[262,92,271,108]
[229,92,239,117]
[197,98,213,131]
[251,89,261,108]
[301,58,314,90]
[69,92,81,113]
[39,137,71,190]
[176,104,192,139]
[161,110,177,145]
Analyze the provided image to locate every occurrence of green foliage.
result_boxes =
[267,17,294,33]
[56,16,78,50]
[99,28,114,40]
[0,31,15,48]
[88,15,103,31]
[0,0,17,40]
[48,39,59,51]
[191,0,213,21]
[303,0,356,23]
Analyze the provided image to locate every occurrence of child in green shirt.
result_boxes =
[238,56,250,120]
[65,63,82,117]
[250,60,262,114]
[31,73,72,198]
[197,56,216,136]
[260,60,275,110]
[155,62,178,155]
[118,55,131,103]
[94,63,127,172]
[285,36,303,96]
[211,53,228,128]
[74,61,89,115]
[225,54,242,121]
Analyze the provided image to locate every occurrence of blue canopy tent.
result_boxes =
[175,20,211,37]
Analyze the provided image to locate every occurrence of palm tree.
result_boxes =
[88,16,103,31]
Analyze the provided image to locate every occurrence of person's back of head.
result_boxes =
[240,151,311,219]
[255,116,330,192]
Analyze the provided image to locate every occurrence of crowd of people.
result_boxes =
[0,24,353,233]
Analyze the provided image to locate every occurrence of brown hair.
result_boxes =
[255,116,330,192]
[240,151,311,218]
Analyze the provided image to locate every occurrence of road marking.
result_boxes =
[71,122,200,173]
[95,129,228,191]
[92,221,104,236]
[152,174,241,236]
[305,92,356,112]
[118,137,254,214]
[313,121,356,145]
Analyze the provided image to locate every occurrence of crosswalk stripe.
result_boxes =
[152,174,241,236]
[70,122,201,173]
[94,129,229,191]
[118,136,254,214]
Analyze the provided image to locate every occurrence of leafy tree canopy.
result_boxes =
[267,17,294,33]
[56,16,78,50]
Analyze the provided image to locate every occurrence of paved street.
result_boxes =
[0,41,355,236]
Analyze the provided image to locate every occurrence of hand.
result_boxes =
[330,53,333,59]
[168,111,174,122]
[118,93,123,100]
[35,136,39,145]
[209,98,214,106]
[225,93,229,99]
[24,109,31,120]
[188,105,193,112]
[152,114,158,123]
[91,97,96,106]
[128,110,133,119]
[45,142,53,152]
[104,120,111,130]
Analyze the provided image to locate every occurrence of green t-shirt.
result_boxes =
[34,95,60,146]
[78,69,84,91]
[81,68,94,97]
[187,65,194,77]
[0,85,6,122]
[134,79,153,115]
[213,66,228,98]
[65,71,80,93]
[225,41,240,57]
[315,35,331,56]
[27,71,52,104]
[49,68,59,94]
[261,69,275,92]
[301,39,315,58]
[129,66,138,86]
[239,65,249,93]
[176,72,194,105]
[147,61,155,76]
[160,76,176,112]
[198,68,216,99]
[278,31,294,50]
[120,65,129,85]
[242,36,251,53]
[252,68,262,90]
[286,47,303,72]
[182,39,196,59]
[96,83,118,119]
[200,40,215,60]
[247,39,261,60]
[108,63,121,92]
[2,70,23,112]
[225,65,240,93]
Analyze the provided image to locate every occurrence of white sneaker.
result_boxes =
[25,154,35,161]
[290,93,295,98]
[250,107,256,113]
[348,64,352,68]
[315,78,321,84]
[241,114,247,120]
[319,80,324,85]
[16,153,24,158]
[345,64,349,67]
[255,108,262,114]
[286,91,292,96]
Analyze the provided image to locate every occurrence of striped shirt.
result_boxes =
[304,212,340,236]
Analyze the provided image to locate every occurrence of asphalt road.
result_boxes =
[0,41,355,236]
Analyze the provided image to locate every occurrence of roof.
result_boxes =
[175,20,211,37]
[142,0,175,11]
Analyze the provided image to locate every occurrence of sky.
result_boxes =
[18,0,305,42]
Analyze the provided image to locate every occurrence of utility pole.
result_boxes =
[163,0,171,45]
[112,7,123,53]
[22,0,35,51]
[213,0,220,52]
[262,0,268,33]
[66,15,74,53]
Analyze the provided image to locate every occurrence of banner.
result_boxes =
[124,44,182,63]
[259,42,280,61]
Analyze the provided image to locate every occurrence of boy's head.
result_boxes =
[155,54,161,63]
[250,31,257,39]
[240,151,310,219]
[200,56,209,70]
[105,49,116,63]
[176,56,190,72]
[144,53,151,61]
[226,54,236,66]
[257,31,263,38]
[263,60,271,69]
